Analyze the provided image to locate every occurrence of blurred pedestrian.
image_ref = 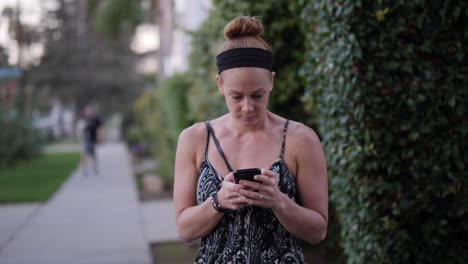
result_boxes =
[78,105,102,176]
[174,16,328,263]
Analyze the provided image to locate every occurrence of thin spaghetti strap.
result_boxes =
[205,122,234,172]
[203,122,210,160]
[279,119,289,159]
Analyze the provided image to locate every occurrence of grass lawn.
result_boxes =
[151,242,198,264]
[0,152,81,203]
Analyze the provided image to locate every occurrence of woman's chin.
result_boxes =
[239,116,257,124]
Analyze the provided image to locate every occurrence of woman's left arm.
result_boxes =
[237,124,328,244]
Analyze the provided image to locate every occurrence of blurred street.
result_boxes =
[0,143,177,264]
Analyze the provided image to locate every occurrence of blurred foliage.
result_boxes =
[94,0,143,38]
[186,20,226,121]
[132,74,192,183]
[302,0,468,263]
[0,112,44,168]
[25,0,143,115]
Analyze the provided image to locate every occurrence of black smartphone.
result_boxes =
[234,168,261,184]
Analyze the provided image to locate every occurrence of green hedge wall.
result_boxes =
[302,0,468,263]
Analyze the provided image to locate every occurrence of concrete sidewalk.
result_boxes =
[141,199,178,243]
[0,203,42,250]
[0,143,152,264]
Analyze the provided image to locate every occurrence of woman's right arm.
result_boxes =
[174,125,243,243]
[174,126,222,243]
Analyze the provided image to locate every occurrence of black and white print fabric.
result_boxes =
[194,120,306,264]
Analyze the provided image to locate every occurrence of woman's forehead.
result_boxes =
[221,67,271,82]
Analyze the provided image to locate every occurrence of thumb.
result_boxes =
[261,168,276,178]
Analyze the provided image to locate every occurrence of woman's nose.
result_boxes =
[241,98,253,112]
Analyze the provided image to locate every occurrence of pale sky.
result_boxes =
[0,0,44,25]
[0,0,46,65]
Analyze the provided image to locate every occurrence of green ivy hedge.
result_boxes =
[302,0,468,263]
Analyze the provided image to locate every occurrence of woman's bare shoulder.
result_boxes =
[178,122,208,152]
[286,121,327,181]
[179,122,207,141]
[287,120,321,148]
[177,122,209,166]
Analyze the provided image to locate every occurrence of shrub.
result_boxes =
[132,74,192,183]
[302,1,468,263]
[0,113,44,168]
[130,89,157,155]
[157,74,192,182]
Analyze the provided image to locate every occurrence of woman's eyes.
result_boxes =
[232,94,263,100]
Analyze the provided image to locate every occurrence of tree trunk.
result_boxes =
[154,0,173,79]
[76,0,87,36]
[15,0,23,67]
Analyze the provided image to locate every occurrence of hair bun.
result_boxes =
[224,16,264,40]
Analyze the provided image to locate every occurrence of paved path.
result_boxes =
[0,203,42,250]
[141,200,178,243]
[0,143,153,264]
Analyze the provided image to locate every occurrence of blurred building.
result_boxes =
[32,99,75,139]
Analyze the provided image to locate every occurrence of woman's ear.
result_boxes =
[217,74,225,95]
[269,71,276,92]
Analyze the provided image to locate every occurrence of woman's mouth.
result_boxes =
[241,115,256,121]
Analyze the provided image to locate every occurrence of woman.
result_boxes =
[174,16,328,263]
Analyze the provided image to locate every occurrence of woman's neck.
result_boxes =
[225,112,273,136]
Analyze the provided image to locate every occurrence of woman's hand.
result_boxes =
[236,168,286,210]
[217,173,250,211]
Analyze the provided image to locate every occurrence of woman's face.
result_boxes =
[217,67,275,125]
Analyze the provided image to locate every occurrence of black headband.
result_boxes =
[216,48,274,74]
